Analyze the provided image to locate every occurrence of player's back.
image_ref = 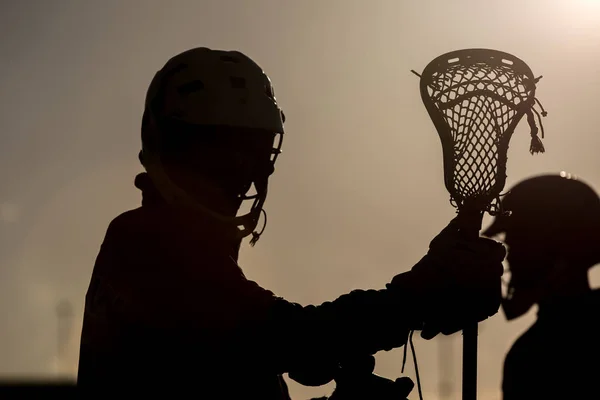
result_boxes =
[77,206,289,398]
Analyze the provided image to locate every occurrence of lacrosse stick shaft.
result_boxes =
[462,323,478,400]
[457,208,483,400]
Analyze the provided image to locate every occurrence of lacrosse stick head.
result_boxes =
[417,49,547,222]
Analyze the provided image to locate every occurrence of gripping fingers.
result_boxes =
[421,325,441,340]
[394,376,415,398]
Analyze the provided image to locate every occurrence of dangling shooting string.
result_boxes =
[402,330,424,400]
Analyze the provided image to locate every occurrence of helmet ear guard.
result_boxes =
[139,47,286,245]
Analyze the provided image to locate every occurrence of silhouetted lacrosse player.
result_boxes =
[483,174,600,400]
[77,48,505,399]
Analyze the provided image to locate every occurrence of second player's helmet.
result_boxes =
[140,47,285,244]
[484,173,600,319]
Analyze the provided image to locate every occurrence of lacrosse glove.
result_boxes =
[388,218,505,339]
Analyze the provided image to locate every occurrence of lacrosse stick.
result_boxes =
[412,48,547,400]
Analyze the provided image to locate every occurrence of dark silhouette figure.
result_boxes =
[483,174,600,400]
[77,48,505,399]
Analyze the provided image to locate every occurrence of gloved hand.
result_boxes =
[388,217,505,339]
[289,359,338,387]
[329,375,414,400]
[328,355,414,400]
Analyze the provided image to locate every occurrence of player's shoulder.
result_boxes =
[105,207,148,236]
[109,206,147,224]
[102,206,218,250]
[101,207,181,251]
[105,206,175,236]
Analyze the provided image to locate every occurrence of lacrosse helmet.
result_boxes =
[484,173,600,320]
[139,47,285,244]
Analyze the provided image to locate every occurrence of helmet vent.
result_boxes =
[220,55,240,63]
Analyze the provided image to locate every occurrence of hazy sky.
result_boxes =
[1,1,599,399]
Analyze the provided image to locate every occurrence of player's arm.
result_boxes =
[99,214,503,381]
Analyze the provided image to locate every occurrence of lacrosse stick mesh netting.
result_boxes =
[418,49,547,215]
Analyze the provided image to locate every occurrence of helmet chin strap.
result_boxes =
[142,153,268,243]
[247,177,269,246]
